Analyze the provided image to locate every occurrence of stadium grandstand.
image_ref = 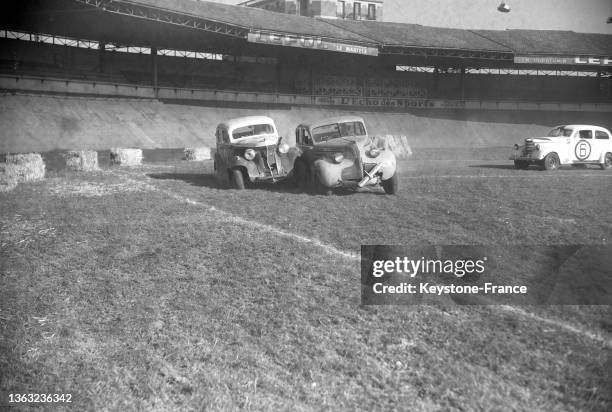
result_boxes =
[1,0,611,151]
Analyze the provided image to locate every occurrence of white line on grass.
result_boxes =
[119,175,360,262]
[120,173,610,346]
[499,306,612,347]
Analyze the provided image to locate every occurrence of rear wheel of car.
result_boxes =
[601,153,612,170]
[541,153,560,171]
[382,173,398,194]
[513,160,529,170]
[232,168,245,190]
[293,159,311,192]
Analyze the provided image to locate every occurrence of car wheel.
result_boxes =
[232,168,245,190]
[601,153,612,170]
[541,153,560,171]
[382,173,398,194]
[293,160,310,192]
[314,172,332,196]
[213,155,226,186]
[513,160,529,170]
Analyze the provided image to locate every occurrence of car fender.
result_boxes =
[228,156,258,180]
[313,158,355,187]
[378,151,397,180]
[598,150,612,163]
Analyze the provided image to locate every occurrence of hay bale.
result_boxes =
[4,153,46,183]
[381,135,413,159]
[110,148,142,166]
[64,150,99,171]
[0,163,19,192]
[184,147,211,161]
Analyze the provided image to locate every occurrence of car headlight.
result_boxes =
[244,148,256,161]
[278,142,289,154]
[333,153,344,163]
[535,144,540,150]
[368,148,380,158]
[513,144,519,150]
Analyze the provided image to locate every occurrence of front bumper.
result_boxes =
[509,152,543,161]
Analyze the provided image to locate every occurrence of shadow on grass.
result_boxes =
[468,164,520,170]
[147,172,386,196]
[148,172,216,188]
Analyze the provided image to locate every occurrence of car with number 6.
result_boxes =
[214,116,298,189]
[510,124,612,170]
[293,116,398,194]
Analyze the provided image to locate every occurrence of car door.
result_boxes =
[296,127,313,154]
[593,129,611,161]
[574,128,595,162]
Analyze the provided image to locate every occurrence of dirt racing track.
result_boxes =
[2,142,612,409]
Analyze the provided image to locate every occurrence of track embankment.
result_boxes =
[2,93,611,153]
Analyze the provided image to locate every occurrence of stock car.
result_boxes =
[510,124,612,170]
[292,116,398,195]
[213,116,298,189]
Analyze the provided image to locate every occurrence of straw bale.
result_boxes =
[184,147,212,161]
[0,164,19,192]
[64,150,99,171]
[110,148,143,166]
[4,153,46,183]
[381,135,413,159]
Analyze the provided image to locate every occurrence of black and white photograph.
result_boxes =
[1,0,611,410]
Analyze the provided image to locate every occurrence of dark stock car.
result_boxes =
[213,116,298,189]
[292,116,398,195]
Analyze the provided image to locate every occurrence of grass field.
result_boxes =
[1,151,611,411]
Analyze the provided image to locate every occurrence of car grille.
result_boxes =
[257,146,282,176]
[522,140,536,156]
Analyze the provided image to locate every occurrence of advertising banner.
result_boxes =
[247,31,379,56]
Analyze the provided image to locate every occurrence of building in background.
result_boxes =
[238,0,383,21]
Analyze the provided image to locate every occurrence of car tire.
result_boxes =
[601,153,612,170]
[232,168,245,190]
[541,153,560,171]
[513,160,529,170]
[293,159,310,192]
[314,172,332,196]
[382,173,398,194]
[213,154,226,187]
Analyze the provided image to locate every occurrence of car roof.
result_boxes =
[552,124,611,132]
[218,116,276,130]
[298,115,366,130]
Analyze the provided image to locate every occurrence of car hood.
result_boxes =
[315,135,392,161]
[231,135,279,147]
[525,136,566,144]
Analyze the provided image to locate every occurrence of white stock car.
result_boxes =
[510,125,612,170]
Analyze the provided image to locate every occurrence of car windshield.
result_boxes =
[547,126,573,137]
[312,121,366,143]
[232,123,274,140]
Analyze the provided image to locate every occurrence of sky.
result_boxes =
[209,0,612,34]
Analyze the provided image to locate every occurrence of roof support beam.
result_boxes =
[73,0,249,38]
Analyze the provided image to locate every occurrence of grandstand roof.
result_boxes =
[324,20,511,53]
[2,0,611,66]
[475,30,612,56]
